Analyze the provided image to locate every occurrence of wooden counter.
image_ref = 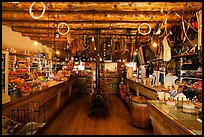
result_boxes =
[124,78,202,135]
[147,100,202,135]
[124,78,168,100]
[2,77,78,124]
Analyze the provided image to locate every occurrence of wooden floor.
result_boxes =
[44,94,153,135]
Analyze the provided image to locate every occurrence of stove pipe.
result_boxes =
[95,29,100,89]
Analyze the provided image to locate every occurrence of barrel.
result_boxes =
[131,96,150,128]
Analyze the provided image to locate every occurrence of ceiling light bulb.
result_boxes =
[55,32,60,38]
[134,51,137,56]
[34,41,38,46]
[153,42,157,47]
[56,51,60,55]
[161,7,163,14]
[92,36,94,41]
[155,29,161,35]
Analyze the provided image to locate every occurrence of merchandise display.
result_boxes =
[2,2,202,135]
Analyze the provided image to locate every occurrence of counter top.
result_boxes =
[46,80,66,87]
[124,78,168,100]
[2,77,79,126]
[147,100,202,135]
[126,77,169,93]
[2,78,75,108]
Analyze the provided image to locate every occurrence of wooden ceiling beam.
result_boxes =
[15,27,163,40]
[4,21,176,30]
[2,10,191,22]
[38,40,66,46]
[29,34,136,42]
[22,32,142,38]
[2,2,202,12]
[13,27,132,34]
[2,2,202,55]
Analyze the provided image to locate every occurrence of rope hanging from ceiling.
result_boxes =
[138,23,151,35]
[57,22,70,36]
[29,2,46,20]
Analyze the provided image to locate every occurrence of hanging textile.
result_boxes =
[163,35,171,61]
[136,45,146,65]
[139,45,145,64]
[136,51,142,65]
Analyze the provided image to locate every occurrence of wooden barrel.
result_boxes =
[131,96,150,128]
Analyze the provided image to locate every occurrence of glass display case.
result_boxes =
[2,50,10,104]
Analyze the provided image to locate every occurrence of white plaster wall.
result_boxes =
[2,25,53,54]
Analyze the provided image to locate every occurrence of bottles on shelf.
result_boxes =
[8,52,55,82]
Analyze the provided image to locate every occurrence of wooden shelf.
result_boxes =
[17,72,28,74]
[16,67,28,68]
[180,76,202,80]
[172,53,197,59]
[148,58,163,62]
[9,52,33,57]
[149,53,198,63]
[10,53,56,62]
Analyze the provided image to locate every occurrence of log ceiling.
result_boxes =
[2,2,202,51]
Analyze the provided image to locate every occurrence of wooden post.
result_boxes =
[136,86,139,96]
[127,82,130,93]
[95,29,101,89]
[197,10,202,49]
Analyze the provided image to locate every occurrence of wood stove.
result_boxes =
[88,29,109,116]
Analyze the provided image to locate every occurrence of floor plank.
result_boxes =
[44,94,153,135]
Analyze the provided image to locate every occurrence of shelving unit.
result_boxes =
[149,53,198,62]
[51,60,57,73]
[8,54,18,80]
[40,59,52,78]
[78,75,92,94]
[29,57,40,73]
[148,52,202,85]
[105,71,118,94]
[8,52,55,81]
[9,52,33,57]
[8,53,31,81]
[8,55,16,71]
[180,70,202,85]
[178,54,201,84]
[16,56,30,79]
[89,62,104,90]
[172,53,198,59]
